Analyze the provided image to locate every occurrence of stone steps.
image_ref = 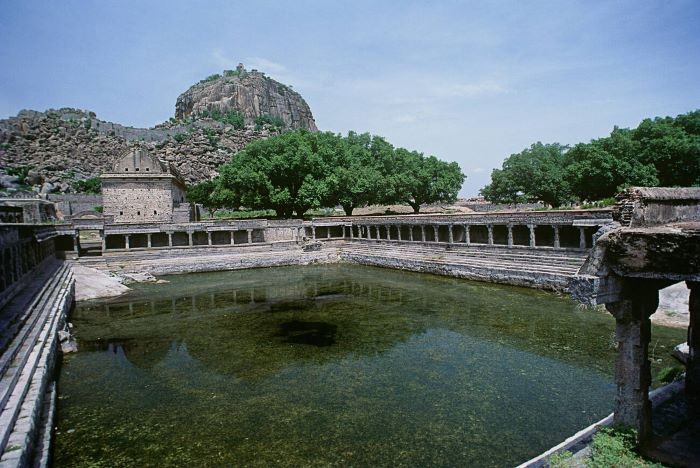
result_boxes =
[0,262,73,467]
[347,243,584,270]
[345,247,580,276]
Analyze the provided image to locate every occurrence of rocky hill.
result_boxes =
[0,64,317,194]
[176,64,317,131]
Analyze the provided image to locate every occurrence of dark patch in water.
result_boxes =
[276,320,337,347]
[268,299,315,313]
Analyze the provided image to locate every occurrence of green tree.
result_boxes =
[565,130,658,201]
[324,132,388,215]
[216,130,337,217]
[391,149,465,212]
[481,143,571,207]
[187,179,226,214]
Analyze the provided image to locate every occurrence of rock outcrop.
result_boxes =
[0,65,316,194]
[175,64,317,131]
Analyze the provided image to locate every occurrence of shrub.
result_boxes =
[549,450,574,468]
[94,205,103,213]
[200,74,221,84]
[73,177,101,194]
[657,366,683,383]
[587,427,661,467]
[6,165,32,184]
[174,133,188,143]
[254,114,285,130]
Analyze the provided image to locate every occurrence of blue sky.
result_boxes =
[1,1,698,195]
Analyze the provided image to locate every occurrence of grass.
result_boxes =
[585,427,664,468]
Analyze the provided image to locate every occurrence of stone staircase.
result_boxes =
[341,241,588,291]
[76,242,343,275]
[0,260,74,467]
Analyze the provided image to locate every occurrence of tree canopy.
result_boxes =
[481,109,700,205]
[194,129,464,217]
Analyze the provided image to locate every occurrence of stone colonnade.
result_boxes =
[311,222,599,249]
[103,228,264,251]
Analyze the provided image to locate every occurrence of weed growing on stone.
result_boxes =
[586,427,664,467]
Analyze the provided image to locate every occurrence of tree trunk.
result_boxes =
[342,204,354,216]
[409,201,420,213]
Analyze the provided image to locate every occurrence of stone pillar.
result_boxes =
[375,225,381,240]
[168,233,173,247]
[579,227,587,249]
[553,226,560,248]
[420,225,426,242]
[187,232,193,246]
[385,225,391,240]
[230,231,235,245]
[465,225,470,245]
[605,283,660,445]
[367,226,372,240]
[687,281,700,408]
[487,225,494,245]
[327,227,331,239]
[247,229,253,244]
[74,234,80,254]
[349,225,354,239]
[207,232,212,246]
[409,226,413,242]
[124,235,130,250]
[102,234,107,253]
[312,226,316,239]
[397,225,402,241]
[432,225,439,243]
[448,225,454,244]
[529,224,536,247]
[507,224,513,248]
[147,233,152,248]
[342,225,346,238]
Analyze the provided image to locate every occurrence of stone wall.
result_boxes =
[102,179,176,224]
[0,225,58,309]
[48,194,103,218]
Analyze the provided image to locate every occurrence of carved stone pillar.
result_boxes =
[187,232,193,246]
[349,225,353,239]
[409,226,413,242]
[529,224,536,247]
[342,225,346,238]
[507,224,513,247]
[124,235,130,250]
[375,225,381,240]
[247,229,253,244]
[605,282,660,444]
[487,225,494,245]
[553,225,560,248]
[147,233,152,248]
[420,225,426,242]
[168,233,173,247]
[312,226,316,240]
[432,225,439,242]
[327,227,331,239]
[448,225,454,244]
[579,227,587,249]
[207,232,212,246]
[397,225,402,241]
[465,225,470,245]
[687,281,700,409]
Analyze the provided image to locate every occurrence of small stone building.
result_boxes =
[101,149,195,224]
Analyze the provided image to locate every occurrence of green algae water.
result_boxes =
[55,264,685,467]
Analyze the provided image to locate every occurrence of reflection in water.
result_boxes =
[56,264,686,467]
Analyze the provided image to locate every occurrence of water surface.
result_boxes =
[55,264,685,467]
